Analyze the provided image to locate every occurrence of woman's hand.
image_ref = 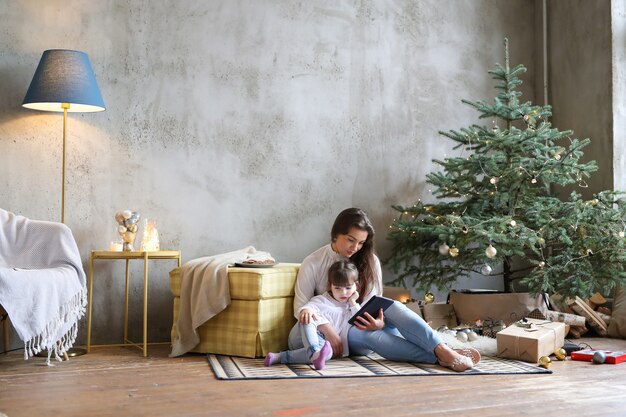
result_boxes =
[317,323,343,358]
[353,308,385,331]
[298,308,317,324]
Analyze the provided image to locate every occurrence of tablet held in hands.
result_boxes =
[348,295,394,325]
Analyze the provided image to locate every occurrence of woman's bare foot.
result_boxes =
[434,344,479,372]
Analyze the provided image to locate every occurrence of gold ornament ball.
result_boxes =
[485,244,497,259]
[554,348,567,361]
[424,292,435,304]
[449,246,459,257]
[539,356,552,369]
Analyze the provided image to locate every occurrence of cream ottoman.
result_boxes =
[170,263,299,358]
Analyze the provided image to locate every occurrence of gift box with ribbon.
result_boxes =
[496,318,566,363]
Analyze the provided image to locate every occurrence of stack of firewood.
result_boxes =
[550,293,612,338]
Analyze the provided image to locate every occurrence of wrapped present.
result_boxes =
[496,318,566,363]
[481,317,506,338]
[422,303,457,329]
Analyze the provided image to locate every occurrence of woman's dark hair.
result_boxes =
[331,208,378,301]
[327,260,359,289]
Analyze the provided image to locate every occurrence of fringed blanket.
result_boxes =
[170,246,273,357]
[0,208,87,364]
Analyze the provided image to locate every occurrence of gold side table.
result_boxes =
[87,250,181,357]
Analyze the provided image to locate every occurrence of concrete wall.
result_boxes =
[613,0,626,191]
[547,0,613,196]
[0,0,536,347]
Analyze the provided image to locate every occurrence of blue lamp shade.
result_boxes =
[22,49,105,113]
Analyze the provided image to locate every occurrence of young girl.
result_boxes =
[264,260,360,370]
[288,208,480,371]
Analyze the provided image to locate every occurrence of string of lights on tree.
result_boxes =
[385,39,626,299]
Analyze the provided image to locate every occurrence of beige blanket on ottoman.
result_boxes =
[170,246,273,357]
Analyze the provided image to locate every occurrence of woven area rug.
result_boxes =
[207,353,551,380]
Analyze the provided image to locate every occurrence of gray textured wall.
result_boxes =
[547,0,613,197]
[0,1,536,347]
[613,0,626,191]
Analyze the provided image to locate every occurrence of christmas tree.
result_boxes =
[385,39,626,299]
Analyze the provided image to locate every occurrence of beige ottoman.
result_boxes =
[170,263,299,358]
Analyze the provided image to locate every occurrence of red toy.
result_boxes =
[570,349,626,364]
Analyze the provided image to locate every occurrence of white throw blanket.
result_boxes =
[170,246,273,357]
[0,208,87,364]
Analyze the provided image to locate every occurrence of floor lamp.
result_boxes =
[22,49,106,356]
[22,49,106,223]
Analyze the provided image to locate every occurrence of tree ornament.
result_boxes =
[424,292,435,304]
[490,177,498,185]
[538,356,552,369]
[554,348,567,361]
[481,264,493,275]
[438,243,450,256]
[485,244,497,259]
[593,351,606,364]
[456,332,468,342]
[538,261,546,268]
[467,331,479,341]
[531,178,537,184]
[620,231,625,238]
[510,220,516,227]
[449,246,459,257]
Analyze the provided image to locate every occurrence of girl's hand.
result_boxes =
[348,291,359,307]
[298,308,317,324]
[353,308,385,331]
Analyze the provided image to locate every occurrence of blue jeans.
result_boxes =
[287,301,442,364]
[281,322,325,364]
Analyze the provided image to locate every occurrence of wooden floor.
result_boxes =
[1,337,626,417]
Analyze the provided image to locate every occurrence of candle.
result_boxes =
[109,242,123,252]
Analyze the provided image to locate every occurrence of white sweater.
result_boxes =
[299,292,361,357]
[293,244,382,317]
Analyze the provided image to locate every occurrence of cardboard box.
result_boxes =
[422,303,458,329]
[496,318,566,363]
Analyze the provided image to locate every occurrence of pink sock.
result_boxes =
[311,341,333,370]
[264,352,280,366]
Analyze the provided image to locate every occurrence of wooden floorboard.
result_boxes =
[1,337,626,417]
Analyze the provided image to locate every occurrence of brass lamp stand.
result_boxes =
[23,49,106,359]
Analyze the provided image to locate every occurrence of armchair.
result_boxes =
[0,208,87,363]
